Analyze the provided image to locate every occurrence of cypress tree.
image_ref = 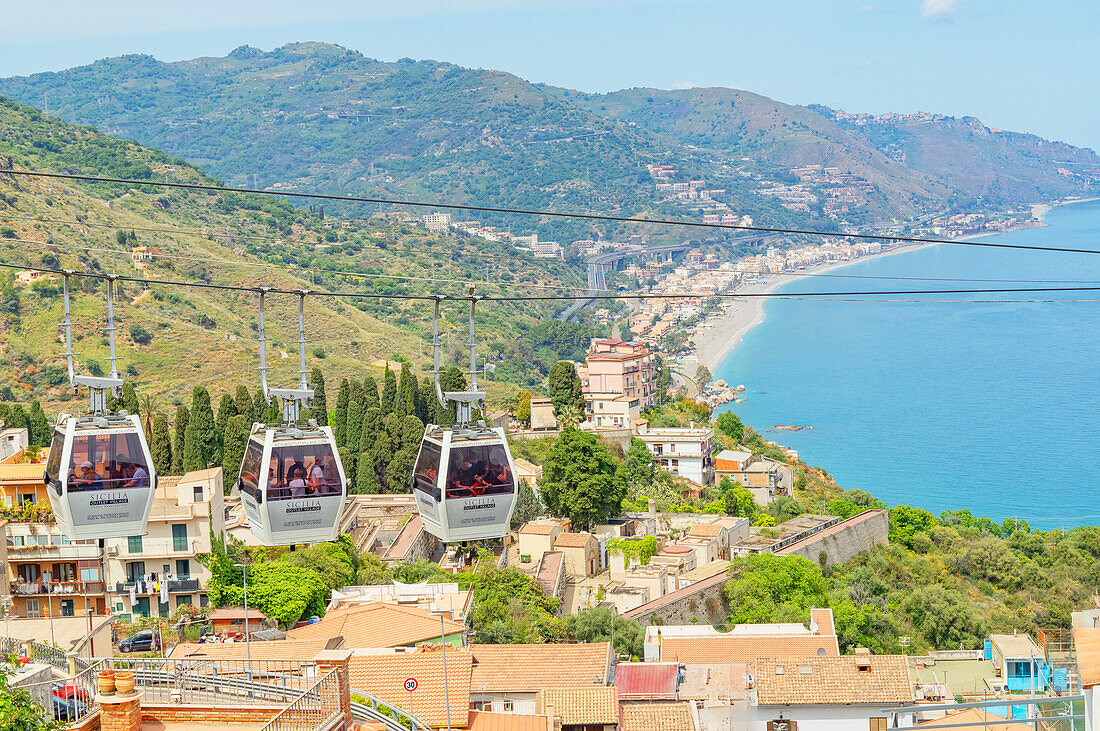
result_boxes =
[6,404,29,432]
[263,396,281,424]
[150,413,172,476]
[171,405,189,475]
[358,407,384,455]
[310,367,328,427]
[400,415,425,453]
[27,400,50,447]
[371,430,394,489]
[355,452,380,493]
[380,365,397,415]
[121,382,140,415]
[183,386,217,472]
[417,380,437,424]
[221,414,250,484]
[333,378,350,448]
[362,375,379,411]
[214,394,237,464]
[234,385,253,422]
[387,450,414,493]
[253,388,267,422]
[439,366,466,426]
[338,445,356,488]
[345,381,365,452]
[394,363,412,419]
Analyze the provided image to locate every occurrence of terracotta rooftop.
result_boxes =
[657,634,839,664]
[1074,626,1100,688]
[538,687,618,726]
[554,532,595,548]
[349,647,473,728]
[755,655,915,706]
[168,639,336,663]
[917,709,1030,730]
[287,602,465,648]
[519,523,557,535]
[470,643,611,692]
[468,710,548,731]
[0,463,46,483]
[687,523,722,537]
[209,607,268,622]
[620,702,695,731]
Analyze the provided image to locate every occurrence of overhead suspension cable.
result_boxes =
[0,236,580,292]
[3,168,1098,256]
[5,259,1100,302]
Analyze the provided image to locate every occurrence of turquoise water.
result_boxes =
[713,199,1100,528]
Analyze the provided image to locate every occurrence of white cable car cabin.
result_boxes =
[410,294,516,543]
[235,288,346,546]
[237,423,346,546]
[43,274,155,540]
[412,425,517,543]
[44,413,156,540]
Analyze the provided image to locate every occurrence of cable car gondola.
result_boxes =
[236,289,346,546]
[44,274,156,540]
[411,295,517,543]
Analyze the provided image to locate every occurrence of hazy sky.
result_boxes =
[1,0,1096,151]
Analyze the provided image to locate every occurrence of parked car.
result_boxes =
[53,682,90,704]
[118,630,159,653]
[52,695,87,721]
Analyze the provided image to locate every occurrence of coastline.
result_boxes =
[693,241,936,373]
[691,197,1098,375]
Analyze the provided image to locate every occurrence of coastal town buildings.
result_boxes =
[584,339,658,428]
[634,421,716,486]
[104,467,224,618]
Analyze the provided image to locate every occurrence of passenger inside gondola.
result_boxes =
[444,444,515,498]
[64,433,150,492]
[265,444,342,500]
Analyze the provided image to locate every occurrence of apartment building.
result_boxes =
[104,467,224,619]
[634,421,716,486]
[584,339,657,429]
[422,212,453,232]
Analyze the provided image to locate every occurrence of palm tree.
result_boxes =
[139,394,158,437]
[557,404,584,430]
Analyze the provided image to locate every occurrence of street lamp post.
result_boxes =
[432,612,451,731]
[234,563,253,695]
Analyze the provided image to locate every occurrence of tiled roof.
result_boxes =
[658,634,839,664]
[168,639,335,663]
[755,655,915,706]
[287,602,465,648]
[470,643,611,691]
[620,702,694,731]
[615,662,679,700]
[519,523,556,535]
[468,710,548,731]
[918,709,1030,730]
[349,647,472,728]
[810,608,835,637]
[554,532,595,548]
[538,687,618,726]
[1073,626,1100,688]
[688,523,722,537]
[0,464,46,483]
[209,607,268,622]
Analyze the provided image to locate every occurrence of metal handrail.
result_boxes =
[259,670,341,731]
[350,690,433,731]
[21,657,106,725]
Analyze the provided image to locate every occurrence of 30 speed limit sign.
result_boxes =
[404,677,418,692]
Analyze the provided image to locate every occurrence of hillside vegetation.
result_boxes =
[0,96,587,407]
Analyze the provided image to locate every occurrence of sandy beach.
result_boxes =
[689,198,1099,376]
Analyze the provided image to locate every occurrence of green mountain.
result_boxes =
[0,95,586,407]
[0,41,1095,237]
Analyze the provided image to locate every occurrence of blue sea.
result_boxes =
[713,199,1100,529]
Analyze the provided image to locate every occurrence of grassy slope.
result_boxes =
[0,96,584,409]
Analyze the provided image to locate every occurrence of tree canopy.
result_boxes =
[539,427,625,531]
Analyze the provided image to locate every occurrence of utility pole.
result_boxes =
[235,563,253,696]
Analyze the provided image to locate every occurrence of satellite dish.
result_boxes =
[809,621,819,632]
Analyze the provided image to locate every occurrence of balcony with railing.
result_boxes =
[109,537,204,558]
[5,542,102,560]
[10,580,106,596]
[113,578,201,594]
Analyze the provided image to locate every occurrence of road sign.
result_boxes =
[404,677,418,692]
